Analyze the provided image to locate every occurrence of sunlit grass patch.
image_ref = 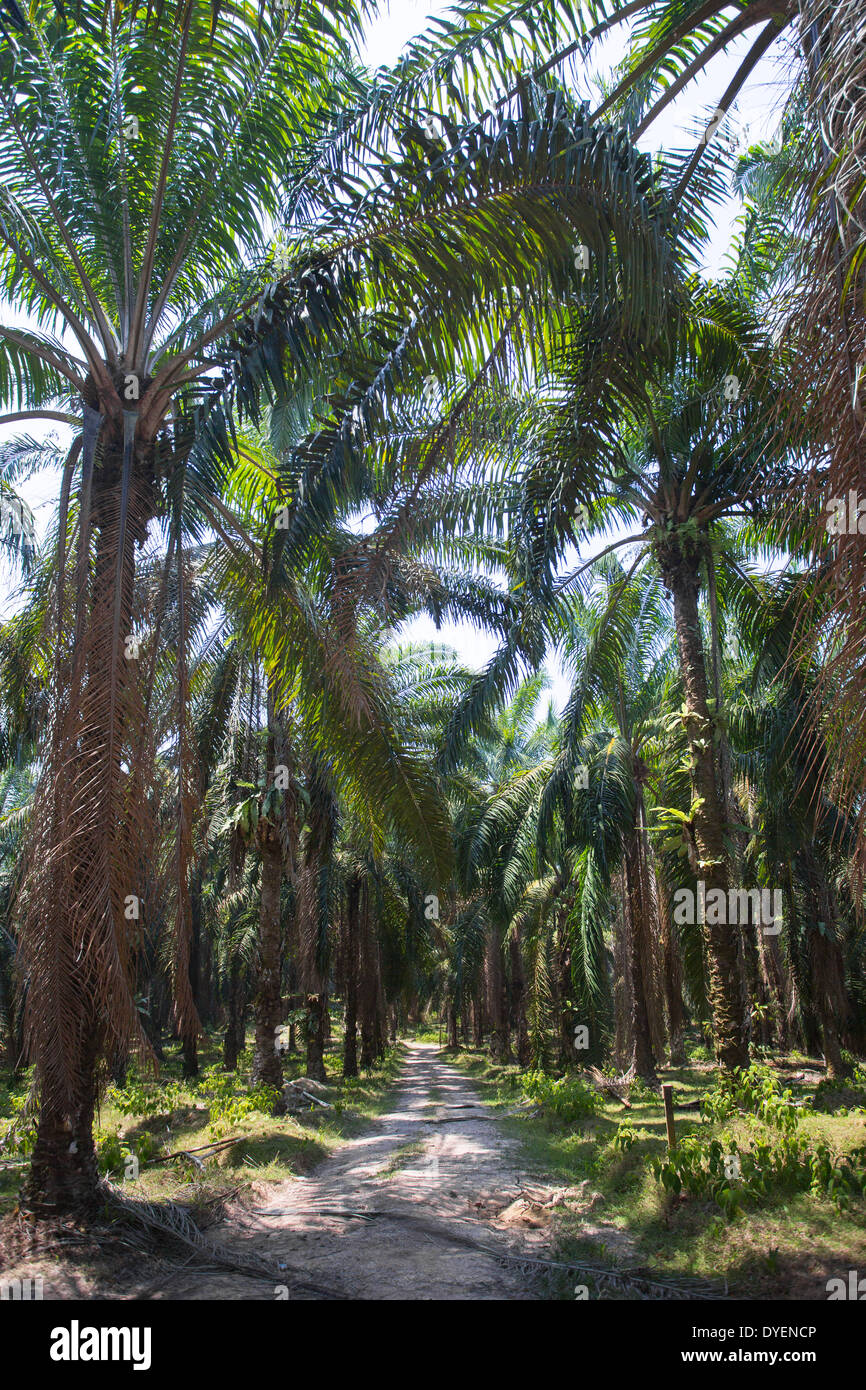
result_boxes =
[448,1045,866,1298]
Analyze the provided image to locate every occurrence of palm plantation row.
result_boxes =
[0,0,862,1219]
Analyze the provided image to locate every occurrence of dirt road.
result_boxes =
[166,1041,546,1300]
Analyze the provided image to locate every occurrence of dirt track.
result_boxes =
[164,1041,547,1300]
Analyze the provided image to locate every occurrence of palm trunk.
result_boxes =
[473,995,484,1048]
[251,832,286,1100]
[181,874,201,1079]
[251,684,286,1105]
[757,921,789,1050]
[359,1006,375,1068]
[509,932,531,1066]
[0,945,20,1074]
[305,991,327,1079]
[664,551,748,1070]
[343,875,361,1078]
[613,871,632,1070]
[25,428,159,1214]
[799,846,851,1078]
[297,759,332,1082]
[656,866,686,1064]
[26,1033,102,1214]
[784,863,820,1054]
[624,830,657,1081]
[222,958,246,1071]
[357,883,377,1070]
[557,916,574,1067]
[486,929,511,1062]
[374,958,387,1059]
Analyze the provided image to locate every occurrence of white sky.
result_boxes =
[2,1,793,713]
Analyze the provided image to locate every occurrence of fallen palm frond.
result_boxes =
[485,1247,725,1301]
[105,1183,346,1299]
[586,1063,635,1107]
[355,1207,725,1300]
[143,1137,247,1166]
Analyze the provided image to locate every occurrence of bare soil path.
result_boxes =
[165,1041,547,1300]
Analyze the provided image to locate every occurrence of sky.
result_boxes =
[1,1,794,711]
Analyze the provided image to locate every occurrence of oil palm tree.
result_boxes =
[1,0,680,1211]
[576,0,866,852]
[196,464,467,1088]
[507,274,798,1068]
[1,0,370,1212]
[463,673,552,1060]
[727,571,860,1076]
[539,556,683,1077]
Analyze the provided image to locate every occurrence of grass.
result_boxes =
[446,1043,866,1300]
[376,1139,426,1178]
[411,1025,443,1044]
[0,1025,404,1224]
[4,1023,864,1302]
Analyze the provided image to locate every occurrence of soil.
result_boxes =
[0,1044,615,1300]
[160,1041,551,1300]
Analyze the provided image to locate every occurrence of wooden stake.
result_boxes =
[662,1082,677,1150]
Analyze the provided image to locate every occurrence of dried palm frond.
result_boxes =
[587,1062,635,1107]
[778,1,866,863]
[18,459,160,1130]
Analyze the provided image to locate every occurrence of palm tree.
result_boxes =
[542,557,684,1077]
[203,495,460,1089]
[512,274,799,1068]
[576,0,866,853]
[452,672,607,1067]
[727,572,859,1076]
[0,0,366,1211]
[473,673,557,1064]
[0,0,679,1211]
[336,642,473,1073]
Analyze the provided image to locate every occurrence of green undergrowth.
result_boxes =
[0,1027,403,1222]
[447,1044,866,1300]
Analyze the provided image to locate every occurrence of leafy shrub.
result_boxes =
[107,1069,280,1140]
[107,1078,185,1119]
[518,1071,601,1123]
[700,1064,799,1132]
[652,1131,866,1217]
[95,1127,160,1178]
[195,1072,279,1137]
[808,1143,866,1204]
[96,1128,126,1176]
[0,1093,37,1156]
[612,1124,640,1152]
[812,1074,866,1115]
